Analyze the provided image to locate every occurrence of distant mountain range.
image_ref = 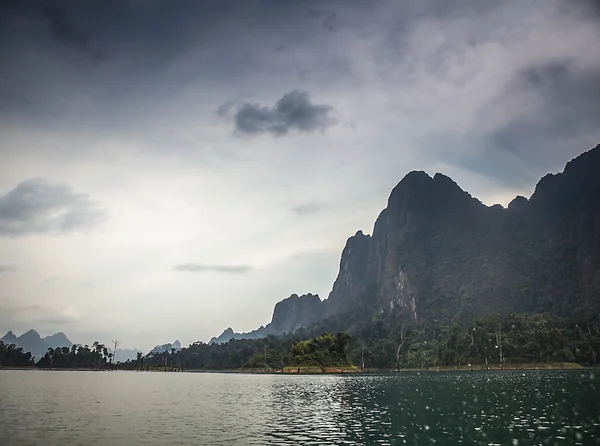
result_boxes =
[1,330,147,362]
[1,330,73,359]
[149,340,182,355]
[211,144,600,343]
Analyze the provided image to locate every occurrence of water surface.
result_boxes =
[1,370,598,445]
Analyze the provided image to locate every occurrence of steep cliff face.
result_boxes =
[210,293,323,343]
[325,170,492,321]
[210,144,600,341]
[269,293,323,334]
[324,231,371,317]
[323,144,600,323]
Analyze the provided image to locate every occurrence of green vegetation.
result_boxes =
[289,333,351,367]
[3,310,598,373]
[0,341,35,367]
[133,310,599,372]
[344,310,600,370]
[36,342,115,370]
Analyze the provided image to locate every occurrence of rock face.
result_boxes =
[323,144,600,323]
[210,293,323,343]
[269,293,323,334]
[211,144,600,340]
[1,330,73,359]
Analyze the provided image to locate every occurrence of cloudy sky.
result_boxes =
[1,0,599,351]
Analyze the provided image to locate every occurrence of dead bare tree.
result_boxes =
[360,342,366,372]
[112,339,120,369]
[396,326,406,372]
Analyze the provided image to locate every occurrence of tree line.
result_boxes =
[0,341,34,367]
[2,310,598,371]
[134,311,599,372]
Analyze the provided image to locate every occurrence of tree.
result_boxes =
[395,326,406,372]
[112,339,120,365]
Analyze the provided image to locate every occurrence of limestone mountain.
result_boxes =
[210,293,322,343]
[1,329,73,359]
[321,144,600,326]
[210,143,600,341]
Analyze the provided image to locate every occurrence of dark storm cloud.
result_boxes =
[42,3,89,47]
[232,90,336,136]
[489,60,600,154]
[0,178,107,236]
[172,263,253,274]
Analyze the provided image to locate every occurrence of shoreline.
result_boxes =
[1,362,591,374]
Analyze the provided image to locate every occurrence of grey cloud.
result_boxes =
[0,178,107,236]
[0,263,17,274]
[0,301,81,331]
[292,202,325,217]
[490,60,600,155]
[173,263,253,274]
[41,3,106,60]
[42,4,90,47]
[232,90,336,136]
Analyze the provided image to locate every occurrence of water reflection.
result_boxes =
[264,371,600,445]
[0,370,598,445]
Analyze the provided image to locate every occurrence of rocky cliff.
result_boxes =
[210,293,323,343]
[322,144,600,324]
[211,144,600,341]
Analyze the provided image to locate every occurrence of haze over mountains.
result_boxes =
[212,144,600,343]
[149,341,182,355]
[0,330,72,359]
[1,330,144,361]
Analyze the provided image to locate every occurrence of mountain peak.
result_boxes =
[530,144,600,208]
[433,172,459,187]
[508,195,528,211]
[403,170,432,182]
[1,331,18,344]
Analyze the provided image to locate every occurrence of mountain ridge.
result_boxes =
[1,330,73,359]
[211,143,600,341]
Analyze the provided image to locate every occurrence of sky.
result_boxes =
[1,0,599,352]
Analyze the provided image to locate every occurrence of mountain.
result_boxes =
[2,331,17,345]
[321,146,600,324]
[0,330,146,363]
[43,332,73,349]
[149,340,182,355]
[210,293,323,343]
[211,144,600,340]
[1,330,73,359]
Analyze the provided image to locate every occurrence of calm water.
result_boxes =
[0,370,599,445]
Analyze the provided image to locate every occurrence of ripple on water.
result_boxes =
[0,370,599,445]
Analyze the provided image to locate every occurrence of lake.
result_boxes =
[0,370,598,445]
